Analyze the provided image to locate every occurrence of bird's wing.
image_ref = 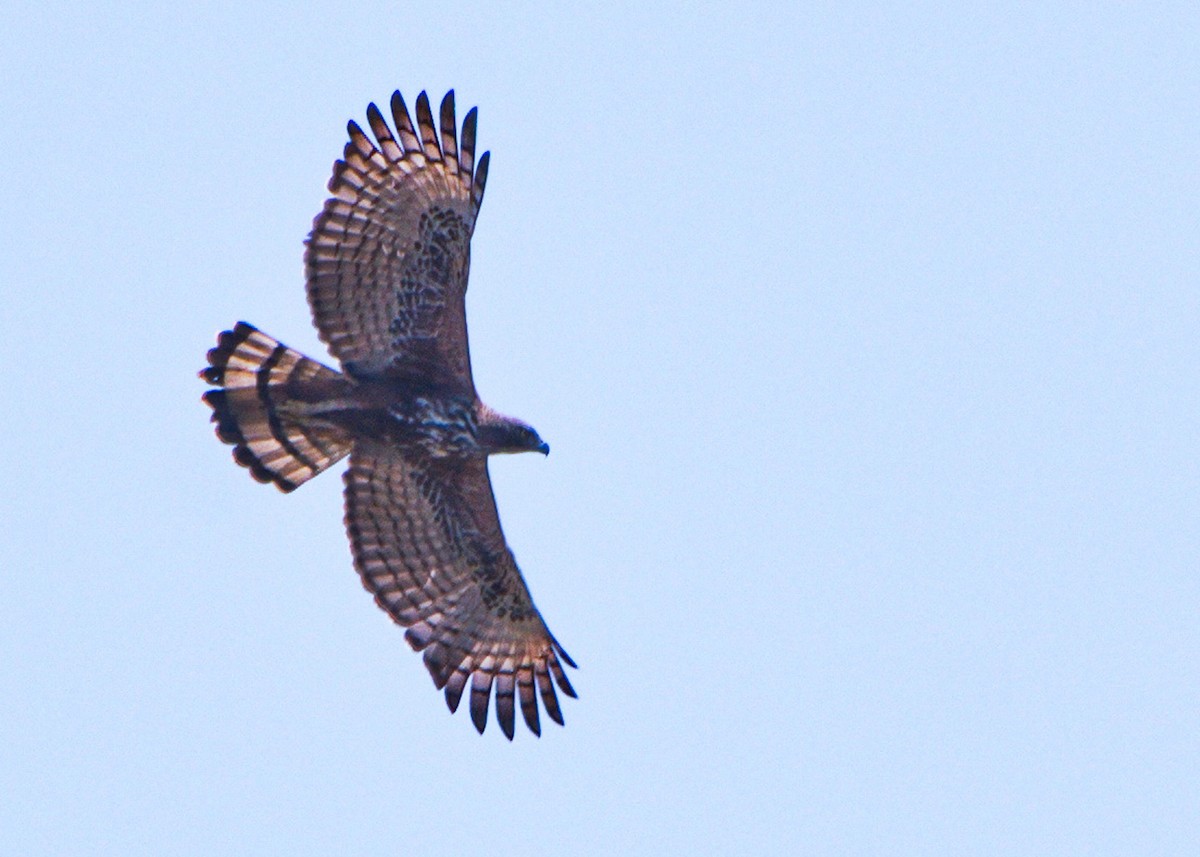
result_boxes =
[305,90,488,392]
[344,441,576,739]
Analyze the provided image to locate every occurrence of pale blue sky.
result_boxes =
[2,3,1197,854]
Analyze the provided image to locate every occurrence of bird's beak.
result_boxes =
[538,441,550,456]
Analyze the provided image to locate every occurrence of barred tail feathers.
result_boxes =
[201,322,352,492]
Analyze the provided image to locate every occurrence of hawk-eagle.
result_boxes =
[200,91,575,739]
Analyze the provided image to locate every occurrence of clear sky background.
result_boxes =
[1,3,1197,854]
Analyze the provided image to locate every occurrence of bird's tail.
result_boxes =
[200,322,353,492]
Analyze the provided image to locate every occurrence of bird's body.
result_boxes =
[281,378,526,460]
[200,91,575,739]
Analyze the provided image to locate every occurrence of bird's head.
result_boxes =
[503,421,550,456]
[479,411,550,456]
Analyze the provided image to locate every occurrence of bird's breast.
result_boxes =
[385,396,481,458]
[304,383,482,459]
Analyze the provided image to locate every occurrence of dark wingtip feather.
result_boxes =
[470,684,489,735]
[471,709,487,734]
[439,90,458,168]
[444,670,468,713]
[518,667,541,736]
[390,91,420,153]
[389,90,408,125]
[549,656,577,699]
[551,633,578,669]
[468,669,495,735]
[535,661,563,726]
[414,91,442,161]
[495,671,516,740]
[365,102,402,161]
[346,119,379,161]
[498,709,515,740]
[459,106,478,178]
[472,151,490,210]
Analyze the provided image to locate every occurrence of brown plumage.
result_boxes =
[200,91,575,739]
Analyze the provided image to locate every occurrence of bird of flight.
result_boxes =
[200,90,575,739]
